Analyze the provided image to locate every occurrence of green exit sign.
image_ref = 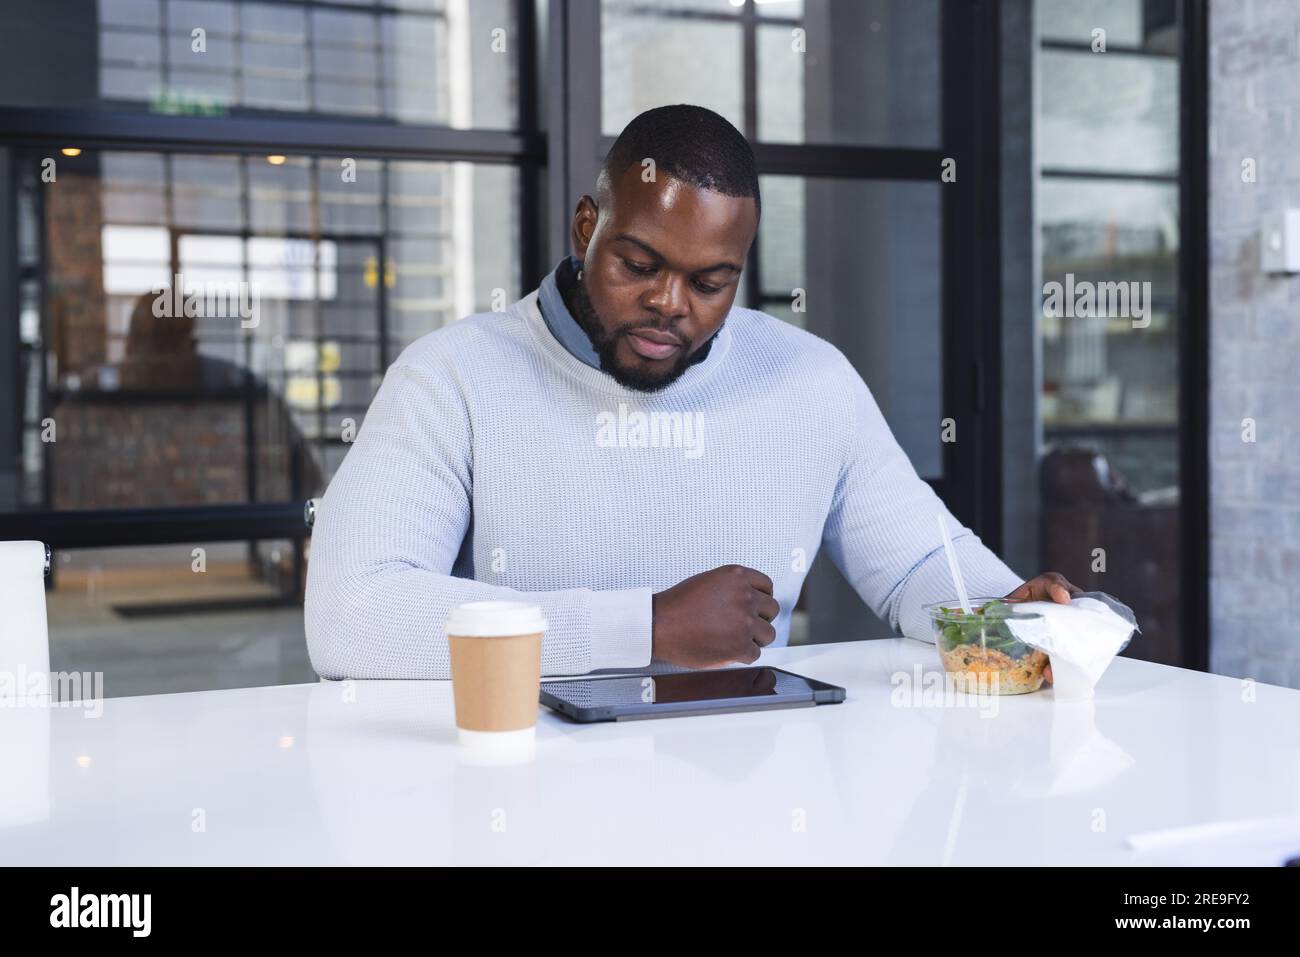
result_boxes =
[149,86,229,117]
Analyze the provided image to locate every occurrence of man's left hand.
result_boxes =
[1003,572,1083,685]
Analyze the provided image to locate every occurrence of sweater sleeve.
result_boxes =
[304,360,652,679]
[819,354,1025,643]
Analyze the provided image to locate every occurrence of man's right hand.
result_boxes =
[651,565,779,669]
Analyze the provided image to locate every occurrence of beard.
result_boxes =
[564,272,696,393]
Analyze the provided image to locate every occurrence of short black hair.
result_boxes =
[599,104,760,218]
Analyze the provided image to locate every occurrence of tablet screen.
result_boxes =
[541,666,844,720]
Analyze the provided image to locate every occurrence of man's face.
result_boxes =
[569,166,758,392]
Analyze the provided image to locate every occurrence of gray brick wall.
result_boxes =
[1209,0,1300,689]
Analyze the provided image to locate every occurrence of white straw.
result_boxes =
[937,514,973,615]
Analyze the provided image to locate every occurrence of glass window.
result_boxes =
[1039,50,1179,175]
[757,0,940,147]
[0,1,530,701]
[1040,177,1179,444]
[756,0,804,18]
[1036,2,1184,666]
[12,148,520,511]
[1038,0,1145,45]
[1038,0,1179,51]
[601,4,744,135]
[757,175,943,479]
[0,0,519,129]
[601,0,941,148]
[46,541,313,698]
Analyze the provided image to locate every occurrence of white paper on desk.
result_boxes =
[1127,816,1300,866]
[0,541,50,692]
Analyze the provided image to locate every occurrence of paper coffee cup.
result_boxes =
[445,601,547,750]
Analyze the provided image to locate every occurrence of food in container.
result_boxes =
[923,598,1048,695]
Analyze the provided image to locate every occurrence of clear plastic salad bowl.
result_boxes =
[923,598,1049,695]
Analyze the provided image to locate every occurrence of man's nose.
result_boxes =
[641,272,689,320]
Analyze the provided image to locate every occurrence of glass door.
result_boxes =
[556,0,1004,643]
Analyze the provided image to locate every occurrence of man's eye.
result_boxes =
[693,280,723,295]
[623,259,656,275]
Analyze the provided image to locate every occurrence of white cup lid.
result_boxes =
[445,601,547,637]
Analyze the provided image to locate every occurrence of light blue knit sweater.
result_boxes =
[304,290,1024,679]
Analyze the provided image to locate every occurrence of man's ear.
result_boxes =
[570,195,598,259]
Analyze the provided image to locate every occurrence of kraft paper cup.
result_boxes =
[445,601,547,752]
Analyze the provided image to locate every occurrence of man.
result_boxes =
[305,104,1080,681]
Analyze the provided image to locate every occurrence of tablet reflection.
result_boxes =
[649,667,780,703]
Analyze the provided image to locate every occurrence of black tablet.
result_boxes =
[540,666,846,723]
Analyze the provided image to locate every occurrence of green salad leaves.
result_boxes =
[935,599,1030,655]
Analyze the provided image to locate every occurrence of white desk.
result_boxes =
[3,640,1299,866]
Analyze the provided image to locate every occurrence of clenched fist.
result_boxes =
[651,564,780,669]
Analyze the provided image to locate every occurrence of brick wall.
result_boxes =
[48,172,108,373]
[43,168,319,509]
[50,401,247,508]
[1209,0,1300,689]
